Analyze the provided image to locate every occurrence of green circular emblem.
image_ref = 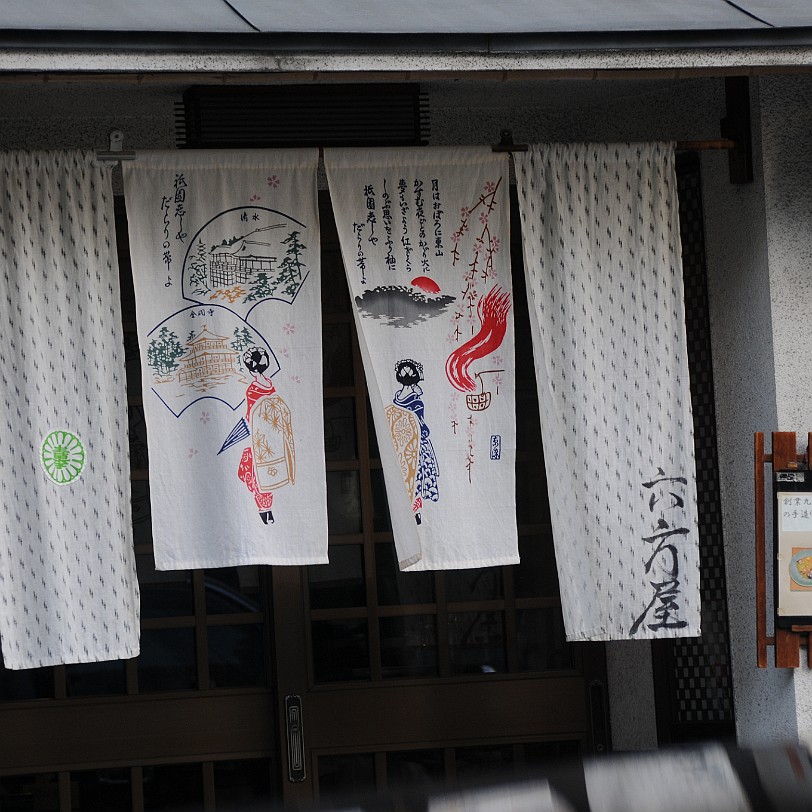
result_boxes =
[41,429,86,485]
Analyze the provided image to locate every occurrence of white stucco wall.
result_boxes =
[700,80,800,747]
[757,73,812,747]
[1,69,803,751]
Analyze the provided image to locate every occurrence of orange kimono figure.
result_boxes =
[237,347,295,525]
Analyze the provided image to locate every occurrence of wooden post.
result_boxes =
[771,432,802,668]
[755,433,768,668]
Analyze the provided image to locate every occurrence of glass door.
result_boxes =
[272,196,608,809]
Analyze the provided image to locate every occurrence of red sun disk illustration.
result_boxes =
[411,276,441,294]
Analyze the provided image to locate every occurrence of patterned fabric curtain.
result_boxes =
[0,150,140,668]
[515,143,701,641]
[123,150,328,569]
[326,147,518,570]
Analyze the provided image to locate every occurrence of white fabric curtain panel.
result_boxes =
[0,150,140,668]
[325,146,518,571]
[123,149,328,569]
[515,143,701,641]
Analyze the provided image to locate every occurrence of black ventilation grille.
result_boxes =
[176,84,429,149]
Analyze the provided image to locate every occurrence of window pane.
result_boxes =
[516,461,550,525]
[0,774,58,812]
[0,659,53,701]
[516,608,573,672]
[71,768,131,812]
[144,763,203,811]
[131,480,153,547]
[322,323,354,387]
[376,543,434,605]
[321,248,352,314]
[312,619,370,683]
[66,660,127,698]
[138,556,194,618]
[454,744,514,780]
[309,545,366,610]
[324,396,358,460]
[386,749,444,792]
[318,753,375,804]
[214,759,278,811]
[208,624,266,688]
[129,402,149,469]
[380,616,438,679]
[371,468,392,532]
[448,612,506,676]
[445,568,503,603]
[204,567,261,614]
[515,534,560,599]
[138,628,197,693]
[327,471,362,535]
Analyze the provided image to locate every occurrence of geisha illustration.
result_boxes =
[385,359,439,525]
[230,346,296,524]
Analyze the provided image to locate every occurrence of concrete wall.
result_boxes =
[757,73,812,746]
[700,80,799,746]
[0,72,799,750]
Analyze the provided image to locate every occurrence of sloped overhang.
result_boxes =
[3,0,812,76]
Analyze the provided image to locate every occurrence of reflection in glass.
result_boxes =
[522,739,580,766]
[454,744,514,780]
[204,567,262,614]
[322,324,354,387]
[445,568,503,603]
[516,462,550,525]
[376,544,434,605]
[318,753,375,804]
[0,658,53,701]
[144,763,203,811]
[138,628,196,693]
[327,471,362,535]
[124,331,142,398]
[70,768,131,811]
[321,249,352,314]
[366,396,380,459]
[386,749,444,792]
[324,397,358,460]
[208,624,265,688]
[448,612,506,675]
[515,534,560,599]
[516,608,573,672]
[309,545,366,610]
[380,616,438,679]
[371,468,392,532]
[131,480,152,548]
[66,660,127,698]
[0,773,59,811]
[214,759,278,811]
[128,402,149,469]
[311,619,370,683]
[137,556,194,618]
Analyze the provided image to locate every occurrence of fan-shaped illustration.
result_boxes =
[146,305,277,418]
[182,206,311,318]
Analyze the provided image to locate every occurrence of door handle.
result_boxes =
[285,694,306,782]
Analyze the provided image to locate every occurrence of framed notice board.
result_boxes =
[775,469,812,628]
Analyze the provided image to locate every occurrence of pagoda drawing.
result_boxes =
[177,325,242,387]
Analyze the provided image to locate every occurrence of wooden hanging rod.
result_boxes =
[96,129,738,163]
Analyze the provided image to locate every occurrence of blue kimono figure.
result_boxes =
[388,359,439,524]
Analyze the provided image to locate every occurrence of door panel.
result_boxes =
[271,195,607,805]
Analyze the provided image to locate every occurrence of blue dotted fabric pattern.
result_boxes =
[0,150,140,669]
